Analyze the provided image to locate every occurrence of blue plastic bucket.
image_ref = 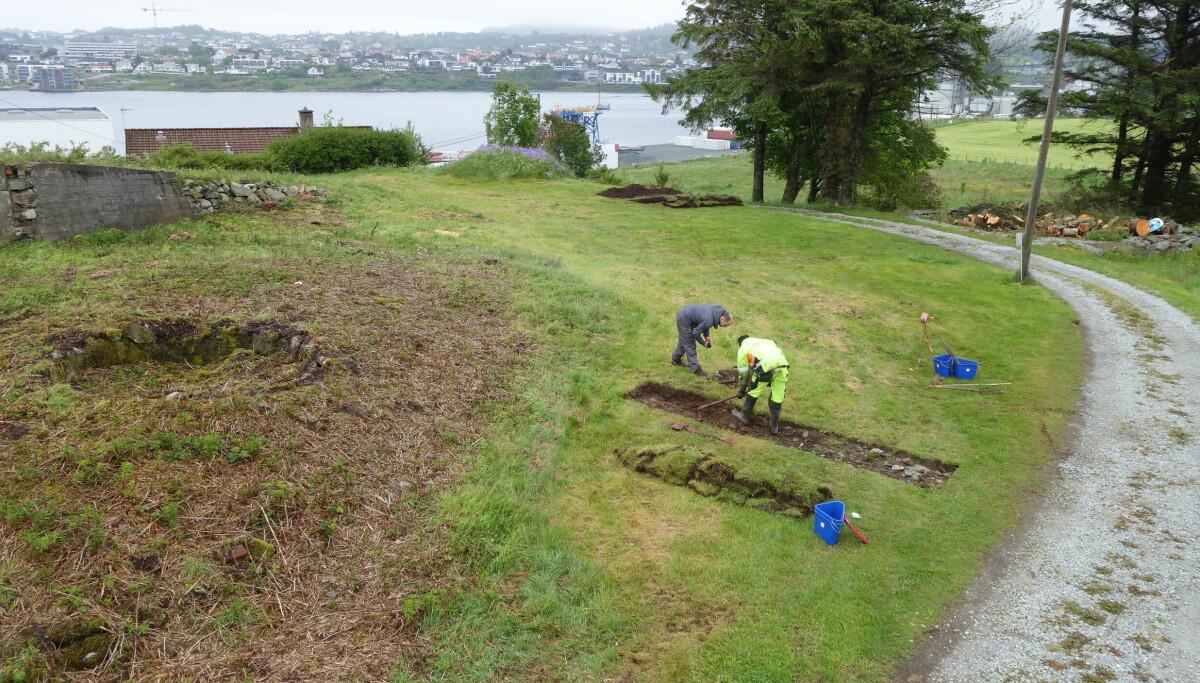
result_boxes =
[932,354,955,377]
[953,358,979,380]
[813,500,845,545]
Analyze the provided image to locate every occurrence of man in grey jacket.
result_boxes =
[671,303,733,376]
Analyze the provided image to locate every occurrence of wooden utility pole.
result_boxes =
[1019,0,1074,283]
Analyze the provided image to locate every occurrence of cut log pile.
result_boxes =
[946,203,1194,240]
[949,203,1125,237]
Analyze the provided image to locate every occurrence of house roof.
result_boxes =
[1,107,110,122]
[124,127,299,156]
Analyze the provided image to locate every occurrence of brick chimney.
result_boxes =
[298,107,314,130]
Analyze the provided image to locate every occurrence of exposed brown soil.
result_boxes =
[596,183,683,199]
[627,382,957,487]
[616,444,832,518]
[0,239,528,680]
[597,184,742,209]
[632,194,743,208]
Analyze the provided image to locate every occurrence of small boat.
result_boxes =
[596,102,611,111]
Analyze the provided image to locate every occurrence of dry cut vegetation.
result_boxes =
[0,203,527,680]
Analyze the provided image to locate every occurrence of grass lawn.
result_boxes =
[623,155,1200,321]
[334,168,1083,681]
[931,118,1114,169]
[618,154,1074,210]
[0,165,1084,681]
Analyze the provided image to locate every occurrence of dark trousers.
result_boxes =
[671,316,701,372]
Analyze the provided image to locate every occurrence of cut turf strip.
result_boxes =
[615,444,833,518]
[626,382,957,488]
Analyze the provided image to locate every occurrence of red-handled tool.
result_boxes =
[843,516,869,544]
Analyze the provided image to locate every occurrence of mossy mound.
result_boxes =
[48,319,317,382]
[44,615,113,670]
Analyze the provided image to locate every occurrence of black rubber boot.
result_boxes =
[768,401,782,435]
[731,395,756,424]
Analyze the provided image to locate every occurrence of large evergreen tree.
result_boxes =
[1039,0,1199,218]
[650,0,992,205]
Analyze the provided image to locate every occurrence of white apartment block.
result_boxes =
[64,41,138,61]
[231,58,268,71]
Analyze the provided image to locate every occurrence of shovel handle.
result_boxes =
[696,393,740,412]
[843,516,869,545]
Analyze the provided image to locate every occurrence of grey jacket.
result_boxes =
[676,303,728,342]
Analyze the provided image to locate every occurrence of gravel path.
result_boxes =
[769,209,1200,683]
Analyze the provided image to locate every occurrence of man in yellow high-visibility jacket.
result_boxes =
[731,335,789,435]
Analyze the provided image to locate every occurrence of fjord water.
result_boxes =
[0,90,690,153]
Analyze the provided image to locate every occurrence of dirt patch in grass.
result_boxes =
[626,382,957,487]
[597,184,742,209]
[597,184,683,199]
[615,444,832,518]
[0,251,527,680]
[632,194,743,208]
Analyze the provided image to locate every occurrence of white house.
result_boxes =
[307,66,324,77]
[0,107,115,153]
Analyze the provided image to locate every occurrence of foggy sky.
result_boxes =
[8,0,1069,36]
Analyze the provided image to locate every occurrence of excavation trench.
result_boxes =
[616,444,832,518]
[49,319,323,383]
[627,382,957,487]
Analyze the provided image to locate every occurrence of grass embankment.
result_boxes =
[1,166,1084,680]
[623,155,1200,321]
[335,168,1083,680]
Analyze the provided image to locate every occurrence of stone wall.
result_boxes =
[1,163,195,242]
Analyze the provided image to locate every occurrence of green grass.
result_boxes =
[932,118,1114,169]
[331,167,1083,681]
[0,163,1086,681]
[929,159,1073,209]
[620,155,1200,321]
[618,154,1073,210]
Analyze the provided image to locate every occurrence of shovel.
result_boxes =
[668,423,735,445]
[843,516,869,544]
[695,393,740,415]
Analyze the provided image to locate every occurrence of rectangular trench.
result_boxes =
[626,382,957,488]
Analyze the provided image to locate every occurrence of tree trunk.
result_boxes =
[1173,118,1200,210]
[1139,132,1173,213]
[752,121,767,203]
[838,88,874,205]
[781,135,805,203]
[1131,136,1151,194]
[806,177,823,204]
[1113,4,1142,184]
[1112,113,1130,183]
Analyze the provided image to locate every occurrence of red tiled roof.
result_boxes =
[125,127,299,156]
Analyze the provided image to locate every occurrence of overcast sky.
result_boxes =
[6,0,1068,36]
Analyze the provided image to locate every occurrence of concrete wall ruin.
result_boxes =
[1,163,195,242]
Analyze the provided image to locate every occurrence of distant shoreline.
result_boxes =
[43,74,651,95]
